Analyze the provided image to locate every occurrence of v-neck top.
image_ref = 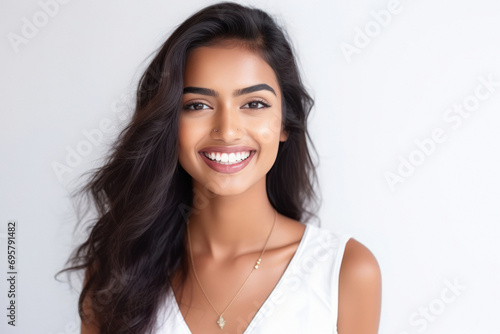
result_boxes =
[154,223,352,334]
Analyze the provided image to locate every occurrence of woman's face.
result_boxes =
[178,42,288,196]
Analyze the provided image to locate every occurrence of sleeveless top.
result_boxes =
[154,223,353,334]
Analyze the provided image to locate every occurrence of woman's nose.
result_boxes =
[210,105,244,142]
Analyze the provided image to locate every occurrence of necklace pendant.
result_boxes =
[217,315,226,329]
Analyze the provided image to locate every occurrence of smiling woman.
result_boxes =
[56,2,381,334]
[178,44,286,192]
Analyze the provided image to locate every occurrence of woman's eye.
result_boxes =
[183,100,270,111]
[243,100,270,109]
[183,102,211,111]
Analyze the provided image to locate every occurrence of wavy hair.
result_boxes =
[56,1,320,333]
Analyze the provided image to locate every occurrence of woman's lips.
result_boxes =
[199,150,256,174]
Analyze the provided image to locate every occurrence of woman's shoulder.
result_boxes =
[341,238,380,277]
[276,214,350,247]
[297,222,380,287]
[338,237,381,296]
[302,223,382,331]
[337,236,382,332]
[310,222,381,288]
[299,222,354,256]
[275,215,379,277]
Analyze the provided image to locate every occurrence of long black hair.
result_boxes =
[56,2,320,333]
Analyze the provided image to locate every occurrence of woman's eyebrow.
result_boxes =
[183,83,276,97]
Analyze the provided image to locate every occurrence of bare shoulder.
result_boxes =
[340,239,381,279]
[337,238,382,334]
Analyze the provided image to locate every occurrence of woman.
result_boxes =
[58,2,381,333]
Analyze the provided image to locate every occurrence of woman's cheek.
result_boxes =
[254,110,282,145]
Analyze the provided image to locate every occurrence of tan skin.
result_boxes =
[81,41,381,334]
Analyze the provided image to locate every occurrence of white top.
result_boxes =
[154,223,353,334]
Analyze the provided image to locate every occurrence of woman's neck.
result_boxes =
[186,177,278,260]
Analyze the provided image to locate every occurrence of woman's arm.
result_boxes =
[337,239,382,334]
[81,295,100,333]
[80,268,100,334]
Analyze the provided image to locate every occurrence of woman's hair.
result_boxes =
[56,1,320,333]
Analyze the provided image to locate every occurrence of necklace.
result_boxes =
[186,209,277,330]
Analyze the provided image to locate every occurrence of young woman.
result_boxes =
[58,2,381,333]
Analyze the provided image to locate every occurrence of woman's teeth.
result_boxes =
[203,151,251,165]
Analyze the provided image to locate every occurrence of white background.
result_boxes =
[1,0,499,333]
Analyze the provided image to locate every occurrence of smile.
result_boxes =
[199,150,256,174]
[203,151,251,164]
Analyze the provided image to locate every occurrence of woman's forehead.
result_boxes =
[183,45,280,92]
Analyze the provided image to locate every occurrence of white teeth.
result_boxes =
[203,151,252,165]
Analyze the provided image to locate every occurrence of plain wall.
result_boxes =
[1,0,499,333]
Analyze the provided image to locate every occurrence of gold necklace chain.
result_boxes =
[186,209,277,330]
